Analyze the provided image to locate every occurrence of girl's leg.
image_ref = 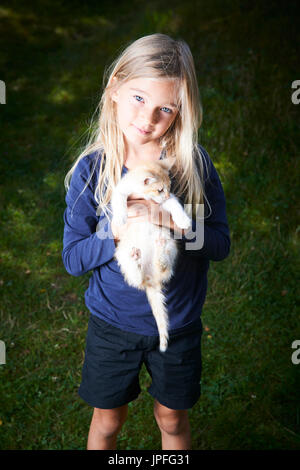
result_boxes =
[87,404,128,450]
[153,400,191,450]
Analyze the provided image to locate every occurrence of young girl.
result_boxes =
[62,33,230,450]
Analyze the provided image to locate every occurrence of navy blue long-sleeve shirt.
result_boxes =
[62,145,230,335]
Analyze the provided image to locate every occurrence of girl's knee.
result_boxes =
[92,405,128,438]
[154,403,189,436]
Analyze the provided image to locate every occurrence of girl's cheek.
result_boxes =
[131,97,143,111]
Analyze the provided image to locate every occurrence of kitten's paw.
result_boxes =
[173,213,192,230]
[131,247,141,260]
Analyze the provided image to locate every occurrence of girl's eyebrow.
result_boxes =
[129,88,178,108]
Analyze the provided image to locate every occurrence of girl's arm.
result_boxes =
[62,155,116,277]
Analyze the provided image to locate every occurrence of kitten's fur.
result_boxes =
[111,157,191,352]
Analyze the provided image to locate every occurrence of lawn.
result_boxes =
[0,0,299,450]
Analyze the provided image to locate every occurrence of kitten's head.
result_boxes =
[135,157,176,204]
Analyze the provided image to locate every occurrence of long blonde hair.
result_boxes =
[64,33,207,219]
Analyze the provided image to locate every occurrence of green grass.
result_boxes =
[0,0,299,450]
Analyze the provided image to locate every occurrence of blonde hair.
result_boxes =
[64,33,207,219]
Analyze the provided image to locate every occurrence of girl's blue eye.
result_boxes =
[133,95,172,114]
[134,95,144,102]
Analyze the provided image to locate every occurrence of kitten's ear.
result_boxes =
[144,177,157,185]
[159,157,177,172]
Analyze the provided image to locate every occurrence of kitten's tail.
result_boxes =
[145,286,169,352]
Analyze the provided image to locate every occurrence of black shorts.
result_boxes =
[78,314,203,410]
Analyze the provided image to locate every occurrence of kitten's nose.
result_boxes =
[165,192,170,199]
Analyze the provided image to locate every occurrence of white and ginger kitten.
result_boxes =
[111,157,191,352]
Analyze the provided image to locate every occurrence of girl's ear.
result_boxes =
[109,76,119,102]
[159,157,177,171]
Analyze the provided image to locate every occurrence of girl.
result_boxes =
[62,33,230,450]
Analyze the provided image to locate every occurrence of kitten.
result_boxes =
[111,157,191,352]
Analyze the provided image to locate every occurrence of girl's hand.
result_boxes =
[127,199,185,236]
[111,200,152,243]
[111,198,185,244]
[110,201,145,243]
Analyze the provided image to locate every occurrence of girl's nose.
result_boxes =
[141,108,158,125]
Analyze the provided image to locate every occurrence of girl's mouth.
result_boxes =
[133,124,151,135]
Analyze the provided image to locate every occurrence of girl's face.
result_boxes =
[111,77,179,150]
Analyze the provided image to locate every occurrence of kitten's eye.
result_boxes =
[158,189,164,193]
